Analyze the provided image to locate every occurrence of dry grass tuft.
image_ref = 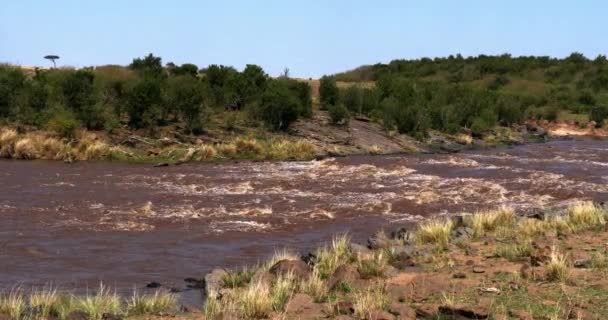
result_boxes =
[239,280,272,319]
[13,137,39,159]
[566,201,606,232]
[300,269,329,303]
[216,143,238,158]
[546,247,570,282]
[264,248,299,270]
[0,288,25,320]
[29,286,60,318]
[74,284,121,320]
[234,137,263,155]
[265,139,316,160]
[127,290,177,316]
[0,128,19,157]
[197,144,218,160]
[270,272,296,312]
[415,218,454,248]
[353,283,389,319]
[315,234,353,278]
[469,207,516,237]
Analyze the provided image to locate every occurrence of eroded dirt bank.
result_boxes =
[0,139,606,296]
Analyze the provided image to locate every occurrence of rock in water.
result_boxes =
[204,268,228,298]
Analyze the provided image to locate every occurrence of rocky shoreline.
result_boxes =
[2,202,608,319]
[191,201,608,319]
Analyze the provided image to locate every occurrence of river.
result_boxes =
[1,139,607,294]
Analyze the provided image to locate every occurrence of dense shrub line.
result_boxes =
[0,54,312,137]
[328,53,608,137]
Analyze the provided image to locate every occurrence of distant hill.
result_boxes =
[332,53,608,112]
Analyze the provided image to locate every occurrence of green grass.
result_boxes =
[126,290,177,316]
[415,219,454,248]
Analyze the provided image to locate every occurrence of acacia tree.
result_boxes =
[44,55,60,68]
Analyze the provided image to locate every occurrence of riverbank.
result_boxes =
[195,201,608,320]
[1,112,583,165]
[2,201,607,319]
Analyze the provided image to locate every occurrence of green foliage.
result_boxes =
[589,105,608,127]
[46,108,79,138]
[0,65,26,117]
[342,85,363,114]
[257,80,302,131]
[126,79,162,129]
[171,63,198,77]
[166,75,207,133]
[319,75,339,107]
[327,104,350,125]
[130,53,164,78]
[62,70,102,129]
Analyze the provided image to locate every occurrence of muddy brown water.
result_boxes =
[1,139,607,295]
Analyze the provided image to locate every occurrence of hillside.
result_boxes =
[1,53,608,164]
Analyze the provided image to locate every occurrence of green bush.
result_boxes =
[166,75,207,133]
[257,80,302,131]
[342,86,363,114]
[319,76,339,108]
[0,65,26,117]
[327,104,350,125]
[62,70,102,129]
[126,79,162,129]
[46,108,79,138]
[589,105,608,127]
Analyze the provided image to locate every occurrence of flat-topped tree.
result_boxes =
[44,55,60,68]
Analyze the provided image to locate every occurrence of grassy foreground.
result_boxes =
[2,201,607,320]
[203,201,608,319]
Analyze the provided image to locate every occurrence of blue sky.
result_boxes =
[1,1,606,78]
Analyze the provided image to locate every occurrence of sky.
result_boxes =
[1,0,607,78]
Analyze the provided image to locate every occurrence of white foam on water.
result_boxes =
[209,220,272,233]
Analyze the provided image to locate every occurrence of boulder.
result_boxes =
[451,227,474,240]
[391,227,415,243]
[184,277,205,289]
[328,264,360,290]
[66,311,89,320]
[368,310,396,320]
[368,234,392,250]
[438,305,489,319]
[284,293,325,319]
[333,301,355,315]
[350,243,373,260]
[416,304,438,318]
[389,250,416,269]
[101,313,122,320]
[301,252,317,266]
[204,268,228,298]
[388,302,416,319]
[269,259,311,280]
[574,259,592,269]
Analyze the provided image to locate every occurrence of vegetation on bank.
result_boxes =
[328,53,608,137]
[0,285,177,320]
[200,201,608,319]
[2,53,608,163]
[0,127,316,162]
[1,201,607,319]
